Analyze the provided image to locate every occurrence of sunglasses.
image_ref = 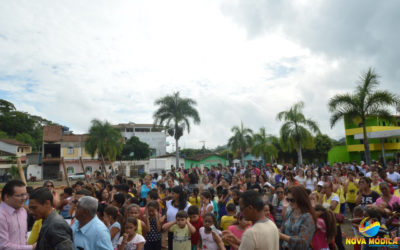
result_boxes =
[46,185,54,188]
[286,198,295,203]
[276,191,284,194]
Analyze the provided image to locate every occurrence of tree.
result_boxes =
[121,136,151,160]
[314,134,333,163]
[329,68,399,165]
[15,133,36,150]
[153,92,200,169]
[277,101,320,166]
[228,121,253,167]
[0,99,16,114]
[251,127,279,163]
[85,119,123,174]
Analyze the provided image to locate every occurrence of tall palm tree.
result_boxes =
[85,119,123,175]
[277,101,320,166]
[153,92,200,169]
[251,127,279,163]
[228,122,253,167]
[328,68,399,165]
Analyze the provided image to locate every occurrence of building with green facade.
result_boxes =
[328,115,400,164]
[184,154,228,170]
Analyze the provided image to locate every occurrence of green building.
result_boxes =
[328,115,400,164]
[184,154,228,169]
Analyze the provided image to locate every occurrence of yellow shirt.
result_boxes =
[322,193,340,214]
[346,181,358,203]
[220,215,236,231]
[335,186,346,204]
[160,193,165,209]
[394,189,400,198]
[28,219,42,244]
[136,219,142,235]
[189,196,201,208]
[370,183,381,195]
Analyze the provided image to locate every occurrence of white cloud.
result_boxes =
[0,0,399,151]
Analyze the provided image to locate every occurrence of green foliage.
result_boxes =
[314,134,333,162]
[276,101,320,165]
[251,127,279,163]
[0,99,56,151]
[15,133,36,149]
[328,68,399,165]
[9,165,19,179]
[140,171,148,179]
[228,121,253,166]
[153,91,200,167]
[153,92,200,140]
[121,136,151,160]
[0,130,8,138]
[85,119,123,161]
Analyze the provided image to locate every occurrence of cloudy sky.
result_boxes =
[0,0,399,151]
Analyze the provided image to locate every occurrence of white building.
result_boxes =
[113,122,167,157]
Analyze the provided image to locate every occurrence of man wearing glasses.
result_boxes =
[0,179,34,249]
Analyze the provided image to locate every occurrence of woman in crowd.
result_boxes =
[320,181,345,250]
[295,168,307,187]
[344,171,358,215]
[370,172,382,195]
[356,177,380,207]
[271,183,286,228]
[305,169,317,192]
[43,180,60,207]
[279,186,316,250]
[165,186,190,249]
[376,182,400,211]
[285,172,298,188]
[138,175,156,206]
[97,187,110,220]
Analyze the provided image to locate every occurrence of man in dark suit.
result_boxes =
[29,187,74,250]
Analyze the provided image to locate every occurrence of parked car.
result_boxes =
[68,172,86,181]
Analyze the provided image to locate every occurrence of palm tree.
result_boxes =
[228,122,253,167]
[85,119,123,175]
[328,68,399,165]
[153,92,200,169]
[277,101,320,166]
[251,127,279,163]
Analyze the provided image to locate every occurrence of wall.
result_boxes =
[185,155,228,169]
[328,146,350,164]
[27,165,42,180]
[121,131,166,157]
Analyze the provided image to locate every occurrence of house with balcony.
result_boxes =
[0,138,31,180]
[42,125,103,180]
[328,115,400,164]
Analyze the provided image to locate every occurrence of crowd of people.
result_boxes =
[1,160,400,250]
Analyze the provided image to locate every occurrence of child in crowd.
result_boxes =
[189,188,201,208]
[312,205,336,250]
[118,217,146,250]
[198,213,225,250]
[350,205,364,250]
[227,213,250,250]
[126,204,148,236]
[188,205,203,250]
[162,210,196,250]
[104,205,122,249]
[200,190,214,216]
[143,201,164,250]
[220,203,236,231]
[263,202,275,222]
[158,183,166,214]
[228,189,241,214]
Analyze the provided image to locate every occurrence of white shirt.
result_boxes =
[199,227,220,250]
[166,200,190,222]
[117,234,145,250]
[387,172,400,184]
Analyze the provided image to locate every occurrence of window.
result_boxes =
[126,128,134,132]
[67,167,74,174]
[135,128,150,132]
[67,147,74,154]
